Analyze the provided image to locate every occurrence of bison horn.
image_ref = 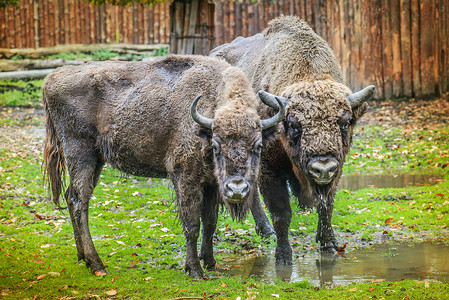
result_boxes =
[260,96,286,130]
[190,94,213,129]
[347,85,375,108]
[257,90,290,109]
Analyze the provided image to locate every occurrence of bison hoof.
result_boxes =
[320,241,338,254]
[256,223,276,238]
[275,246,292,266]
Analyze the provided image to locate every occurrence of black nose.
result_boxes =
[308,157,338,185]
[225,177,249,202]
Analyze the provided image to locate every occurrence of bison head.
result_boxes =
[259,79,374,206]
[190,94,285,220]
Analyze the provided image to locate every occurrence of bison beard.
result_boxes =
[42,55,285,279]
[210,16,375,263]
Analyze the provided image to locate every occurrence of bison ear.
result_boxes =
[196,125,212,141]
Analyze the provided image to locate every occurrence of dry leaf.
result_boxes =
[36,274,47,280]
[221,283,228,287]
[371,279,385,283]
[143,277,153,281]
[106,289,117,296]
[385,217,393,224]
[271,294,280,298]
[48,272,60,277]
[95,271,107,277]
[369,286,375,292]
[349,287,359,292]
[35,260,46,264]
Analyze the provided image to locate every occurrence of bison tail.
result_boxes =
[42,96,66,206]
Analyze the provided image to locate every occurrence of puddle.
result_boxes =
[218,242,449,286]
[339,174,444,191]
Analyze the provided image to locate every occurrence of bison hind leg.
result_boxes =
[64,145,106,274]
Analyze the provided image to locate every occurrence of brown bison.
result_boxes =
[211,16,374,264]
[42,55,285,278]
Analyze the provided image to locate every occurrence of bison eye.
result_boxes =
[251,139,263,155]
[338,112,351,128]
[211,139,221,155]
[286,115,302,142]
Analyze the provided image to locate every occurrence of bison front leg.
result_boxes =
[316,197,338,254]
[172,175,205,279]
[260,175,292,265]
[199,185,218,270]
[250,191,275,238]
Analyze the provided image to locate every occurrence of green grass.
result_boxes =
[0,79,43,107]
[0,107,448,298]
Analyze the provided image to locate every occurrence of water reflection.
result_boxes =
[339,174,444,191]
[218,242,449,286]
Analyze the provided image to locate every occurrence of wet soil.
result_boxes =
[218,241,449,286]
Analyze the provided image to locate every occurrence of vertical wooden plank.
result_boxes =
[132,3,138,44]
[411,0,421,97]
[339,1,347,81]
[229,0,235,41]
[235,1,242,37]
[89,1,95,43]
[351,0,362,91]
[161,2,167,44]
[381,0,393,99]
[138,4,144,44]
[400,0,413,97]
[222,1,228,43]
[433,0,440,94]
[214,1,223,46]
[361,0,384,99]
[391,0,403,97]
[331,0,341,63]
[143,5,149,44]
[19,0,26,48]
[148,4,154,45]
[420,0,435,96]
[247,1,255,36]
[153,3,160,43]
[186,0,199,53]
[0,6,6,48]
[181,1,190,53]
[442,0,448,92]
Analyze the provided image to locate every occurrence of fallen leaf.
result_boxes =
[409,201,416,208]
[435,193,445,198]
[131,253,139,257]
[271,294,280,298]
[36,274,47,280]
[128,261,136,268]
[369,286,375,292]
[35,260,46,264]
[95,271,107,277]
[143,277,153,281]
[385,217,393,224]
[106,290,117,296]
[221,283,228,287]
[371,279,385,283]
[349,287,359,292]
[48,272,60,277]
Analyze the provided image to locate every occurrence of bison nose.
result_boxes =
[308,157,338,185]
[225,177,249,203]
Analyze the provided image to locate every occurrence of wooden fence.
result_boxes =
[215,0,449,100]
[0,0,170,48]
[1,0,448,99]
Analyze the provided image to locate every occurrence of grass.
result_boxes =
[0,104,448,298]
[0,79,43,107]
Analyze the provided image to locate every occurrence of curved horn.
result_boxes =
[347,85,375,108]
[258,90,290,109]
[190,94,213,129]
[260,96,286,130]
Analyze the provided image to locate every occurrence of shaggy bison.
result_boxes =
[211,16,375,264]
[42,55,285,278]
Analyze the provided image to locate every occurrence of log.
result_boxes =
[0,58,84,72]
[0,69,55,80]
[0,44,169,59]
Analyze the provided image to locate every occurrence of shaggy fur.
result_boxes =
[211,16,372,263]
[42,55,281,278]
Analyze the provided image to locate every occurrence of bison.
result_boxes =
[211,16,375,264]
[42,55,285,278]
